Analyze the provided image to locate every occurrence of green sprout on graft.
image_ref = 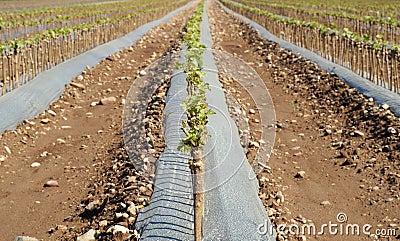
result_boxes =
[178,1,215,154]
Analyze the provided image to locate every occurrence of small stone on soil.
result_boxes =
[275,191,284,204]
[385,198,394,202]
[4,146,11,155]
[99,220,108,227]
[30,162,41,168]
[100,97,117,105]
[48,110,57,116]
[41,119,50,124]
[13,236,39,241]
[249,141,260,148]
[127,203,137,216]
[44,180,59,187]
[353,130,365,137]
[77,75,84,81]
[76,229,96,241]
[387,127,396,134]
[295,171,306,178]
[86,200,100,211]
[71,82,85,89]
[57,138,66,144]
[56,225,68,231]
[113,225,129,235]
[381,104,390,110]
[320,200,331,206]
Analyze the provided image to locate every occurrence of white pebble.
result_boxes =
[48,110,57,116]
[44,180,59,187]
[320,200,331,206]
[381,103,390,110]
[4,146,11,155]
[113,225,129,235]
[57,138,66,144]
[30,162,41,168]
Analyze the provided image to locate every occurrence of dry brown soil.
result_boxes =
[0,4,194,240]
[208,1,399,240]
[0,0,399,241]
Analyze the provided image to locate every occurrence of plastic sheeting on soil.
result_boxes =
[200,2,275,240]
[133,52,277,240]
[0,1,192,135]
[218,0,400,117]
[135,1,276,240]
[132,49,278,240]
[133,51,195,240]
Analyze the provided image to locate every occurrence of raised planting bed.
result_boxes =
[133,1,276,240]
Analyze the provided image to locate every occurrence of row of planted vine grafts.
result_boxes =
[178,1,214,240]
[256,0,400,20]
[0,0,126,12]
[0,0,170,42]
[223,0,400,94]
[0,0,188,95]
[237,0,400,46]
[0,0,142,20]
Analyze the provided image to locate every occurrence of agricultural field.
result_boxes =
[0,0,399,240]
[0,0,126,11]
[0,0,188,94]
[228,0,400,92]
